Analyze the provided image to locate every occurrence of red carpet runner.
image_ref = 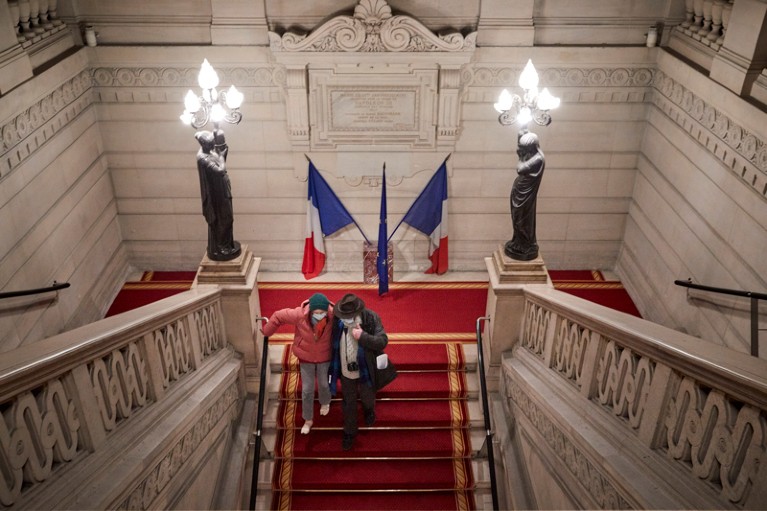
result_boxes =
[548,270,642,317]
[104,271,195,317]
[262,283,484,510]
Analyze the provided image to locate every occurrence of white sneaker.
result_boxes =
[320,404,330,416]
[301,421,312,434]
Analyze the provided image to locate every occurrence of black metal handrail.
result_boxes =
[674,279,766,357]
[476,316,499,510]
[249,318,269,510]
[0,281,70,300]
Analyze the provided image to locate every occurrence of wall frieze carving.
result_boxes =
[91,66,277,89]
[505,375,634,509]
[0,71,93,178]
[114,381,240,510]
[652,70,767,198]
[466,66,655,88]
[268,0,475,53]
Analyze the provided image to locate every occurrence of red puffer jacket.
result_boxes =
[262,300,334,363]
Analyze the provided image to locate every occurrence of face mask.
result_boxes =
[312,312,327,321]
[342,317,356,326]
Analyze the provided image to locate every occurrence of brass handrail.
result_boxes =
[476,316,499,510]
[0,281,70,300]
[674,279,766,357]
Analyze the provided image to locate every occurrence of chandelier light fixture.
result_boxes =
[494,59,560,127]
[180,59,244,129]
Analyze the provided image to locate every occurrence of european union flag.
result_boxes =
[377,165,389,295]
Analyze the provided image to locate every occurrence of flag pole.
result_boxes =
[305,155,371,244]
[388,154,451,242]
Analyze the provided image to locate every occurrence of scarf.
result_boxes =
[328,318,371,396]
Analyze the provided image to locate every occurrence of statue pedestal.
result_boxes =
[193,245,263,393]
[483,245,552,391]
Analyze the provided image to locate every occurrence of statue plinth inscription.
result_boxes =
[331,90,416,131]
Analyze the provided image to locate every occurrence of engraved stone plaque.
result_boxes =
[331,89,417,131]
[309,68,438,149]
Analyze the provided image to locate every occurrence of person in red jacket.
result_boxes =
[262,293,333,434]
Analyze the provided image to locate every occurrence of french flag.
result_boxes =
[302,161,358,279]
[397,160,449,275]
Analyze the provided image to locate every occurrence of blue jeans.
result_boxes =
[300,361,331,421]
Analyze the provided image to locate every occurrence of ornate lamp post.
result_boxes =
[180,59,245,262]
[494,59,560,261]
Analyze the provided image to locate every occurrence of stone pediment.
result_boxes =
[268,0,476,53]
[269,0,476,183]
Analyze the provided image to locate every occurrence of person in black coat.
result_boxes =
[328,293,388,451]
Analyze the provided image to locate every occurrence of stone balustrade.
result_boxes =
[676,0,733,51]
[0,288,245,509]
[500,285,767,509]
[6,0,66,48]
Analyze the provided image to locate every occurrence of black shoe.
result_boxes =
[364,409,376,426]
[342,434,355,451]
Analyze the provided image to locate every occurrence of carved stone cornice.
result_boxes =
[652,70,767,199]
[1,70,93,179]
[91,66,276,88]
[466,65,654,88]
[268,0,475,53]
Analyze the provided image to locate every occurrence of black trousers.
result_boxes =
[340,373,376,436]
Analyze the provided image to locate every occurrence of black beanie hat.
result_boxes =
[308,293,330,312]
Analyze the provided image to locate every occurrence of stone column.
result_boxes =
[483,246,551,392]
[476,0,534,46]
[193,245,264,393]
[211,0,269,45]
[0,0,33,94]
[710,0,767,95]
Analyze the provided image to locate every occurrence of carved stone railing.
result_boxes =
[670,0,734,71]
[501,285,767,509]
[0,287,244,509]
[6,0,66,48]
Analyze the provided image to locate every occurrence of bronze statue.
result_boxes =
[195,129,241,261]
[504,128,545,261]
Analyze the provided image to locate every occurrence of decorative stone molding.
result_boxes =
[268,0,476,157]
[466,65,654,88]
[652,70,767,198]
[114,381,240,510]
[0,70,92,178]
[91,66,276,89]
[268,0,475,53]
[506,376,634,509]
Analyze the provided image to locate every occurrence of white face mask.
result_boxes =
[312,312,327,321]
[342,317,357,326]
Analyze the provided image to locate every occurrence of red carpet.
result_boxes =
[271,338,475,510]
[259,282,488,334]
[549,269,642,317]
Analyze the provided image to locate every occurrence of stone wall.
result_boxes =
[617,49,767,357]
[0,48,128,352]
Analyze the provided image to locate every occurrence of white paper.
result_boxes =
[376,354,388,369]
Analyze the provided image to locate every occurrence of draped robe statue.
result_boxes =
[195,129,241,261]
[504,129,545,261]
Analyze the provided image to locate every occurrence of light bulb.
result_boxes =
[198,59,219,90]
[179,111,193,125]
[225,85,244,109]
[184,90,201,113]
[518,107,532,126]
[518,59,539,91]
[538,88,560,110]
[494,89,514,113]
[211,103,226,122]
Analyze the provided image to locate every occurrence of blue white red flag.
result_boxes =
[396,160,449,274]
[377,166,389,295]
[302,161,359,279]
